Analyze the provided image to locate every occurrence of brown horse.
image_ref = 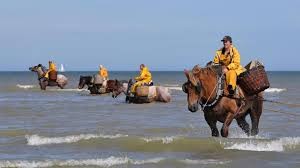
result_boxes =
[182,65,263,137]
[78,76,127,95]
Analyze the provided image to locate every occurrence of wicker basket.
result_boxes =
[49,71,57,81]
[136,86,149,97]
[238,65,270,95]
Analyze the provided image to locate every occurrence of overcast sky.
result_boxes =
[0,0,299,71]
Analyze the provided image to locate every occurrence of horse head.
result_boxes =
[183,64,219,112]
[111,79,125,98]
[183,65,203,112]
[78,76,92,89]
[29,65,38,72]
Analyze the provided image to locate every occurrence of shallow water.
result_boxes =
[0,71,299,168]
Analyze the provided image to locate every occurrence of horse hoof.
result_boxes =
[221,128,228,137]
[251,129,259,136]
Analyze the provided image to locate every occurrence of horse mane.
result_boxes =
[191,64,218,78]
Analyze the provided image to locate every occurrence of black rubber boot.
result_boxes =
[228,85,235,96]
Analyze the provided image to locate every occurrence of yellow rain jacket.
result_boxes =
[135,67,152,83]
[213,45,245,89]
[44,62,57,79]
[131,67,152,93]
[99,67,108,79]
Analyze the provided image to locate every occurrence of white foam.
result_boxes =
[47,88,88,92]
[141,136,179,144]
[26,134,128,146]
[224,137,300,152]
[16,84,36,89]
[164,84,180,87]
[166,87,182,91]
[228,131,268,139]
[265,88,287,93]
[0,156,164,168]
[179,159,230,165]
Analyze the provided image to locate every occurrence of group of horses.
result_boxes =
[29,63,264,138]
[29,64,171,103]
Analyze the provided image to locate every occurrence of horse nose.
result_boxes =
[188,104,198,112]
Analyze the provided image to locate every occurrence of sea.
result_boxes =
[0,71,299,168]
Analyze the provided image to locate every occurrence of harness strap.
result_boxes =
[200,73,225,110]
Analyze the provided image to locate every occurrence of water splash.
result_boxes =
[26,134,128,146]
[223,137,300,152]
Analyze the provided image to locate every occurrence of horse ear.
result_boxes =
[192,65,201,75]
[185,69,198,86]
[184,69,190,79]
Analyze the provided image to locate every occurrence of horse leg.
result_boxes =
[39,80,46,90]
[250,96,263,136]
[57,82,65,89]
[221,112,235,137]
[236,114,250,136]
[204,112,219,137]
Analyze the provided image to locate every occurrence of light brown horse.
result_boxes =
[182,65,263,137]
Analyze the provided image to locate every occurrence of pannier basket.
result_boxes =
[136,86,149,97]
[49,71,57,81]
[238,62,270,95]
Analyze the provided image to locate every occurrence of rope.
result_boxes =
[264,108,300,117]
[263,99,300,107]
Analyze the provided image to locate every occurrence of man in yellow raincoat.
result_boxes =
[213,36,245,95]
[44,61,57,81]
[98,65,109,87]
[130,64,152,94]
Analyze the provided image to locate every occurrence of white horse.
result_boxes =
[111,79,171,103]
[29,64,68,90]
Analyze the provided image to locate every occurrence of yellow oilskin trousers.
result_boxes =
[131,81,146,94]
[226,70,237,89]
[131,67,152,93]
[213,45,245,90]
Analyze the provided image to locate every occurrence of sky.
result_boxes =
[0,0,299,71]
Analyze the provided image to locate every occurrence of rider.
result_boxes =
[44,61,57,81]
[99,65,109,87]
[130,64,153,95]
[213,36,245,96]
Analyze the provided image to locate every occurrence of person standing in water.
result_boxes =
[213,36,245,96]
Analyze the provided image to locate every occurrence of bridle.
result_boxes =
[183,68,224,111]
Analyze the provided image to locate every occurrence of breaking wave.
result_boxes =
[166,87,182,91]
[265,88,287,93]
[16,84,36,89]
[223,137,300,152]
[26,133,300,152]
[26,134,128,146]
[0,157,164,168]
[0,157,228,168]
[141,136,180,144]
[47,88,88,92]
[165,86,287,93]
